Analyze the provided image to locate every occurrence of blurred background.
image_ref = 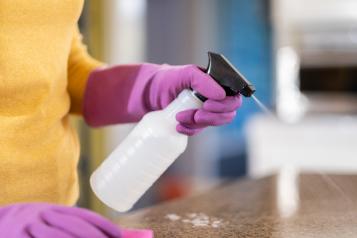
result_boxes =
[74,0,357,217]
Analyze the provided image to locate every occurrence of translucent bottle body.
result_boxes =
[90,90,203,212]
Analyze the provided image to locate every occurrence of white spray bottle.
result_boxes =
[90,52,255,212]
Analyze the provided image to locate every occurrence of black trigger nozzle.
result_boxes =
[205,52,256,97]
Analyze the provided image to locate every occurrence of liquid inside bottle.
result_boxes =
[90,90,203,212]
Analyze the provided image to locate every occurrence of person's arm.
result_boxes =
[83,64,242,135]
[67,26,104,114]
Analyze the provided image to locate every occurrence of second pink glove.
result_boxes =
[83,64,242,135]
[0,203,152,238]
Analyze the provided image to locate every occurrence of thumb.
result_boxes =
[180,65,225,100]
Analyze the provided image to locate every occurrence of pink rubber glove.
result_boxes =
[0,203,153,238]
[83,64,242,135]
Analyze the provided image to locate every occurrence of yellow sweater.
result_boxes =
[0,0,102,205]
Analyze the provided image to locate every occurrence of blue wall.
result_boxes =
[217,0,273,176]
[218,0,272,131]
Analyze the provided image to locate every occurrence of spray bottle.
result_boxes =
[90,52,255,212]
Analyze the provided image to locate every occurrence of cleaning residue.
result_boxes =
[166,213,181,221]
[165,213,224,228]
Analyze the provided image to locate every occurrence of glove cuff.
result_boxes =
[83,64,161,127]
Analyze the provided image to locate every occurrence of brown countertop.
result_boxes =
[116,174,357,237]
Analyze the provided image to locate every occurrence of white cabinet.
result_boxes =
[246,114,357,177]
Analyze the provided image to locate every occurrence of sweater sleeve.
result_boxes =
[67,26,104,114]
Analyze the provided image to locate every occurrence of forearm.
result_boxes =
[83,63,162,127]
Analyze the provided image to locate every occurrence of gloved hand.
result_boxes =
[83,64,242,135]
[0,203,153,238]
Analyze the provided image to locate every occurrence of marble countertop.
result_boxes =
[116,174,357,237]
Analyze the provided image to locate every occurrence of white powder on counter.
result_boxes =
[165,212,224,228]
[165,213,181,221]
